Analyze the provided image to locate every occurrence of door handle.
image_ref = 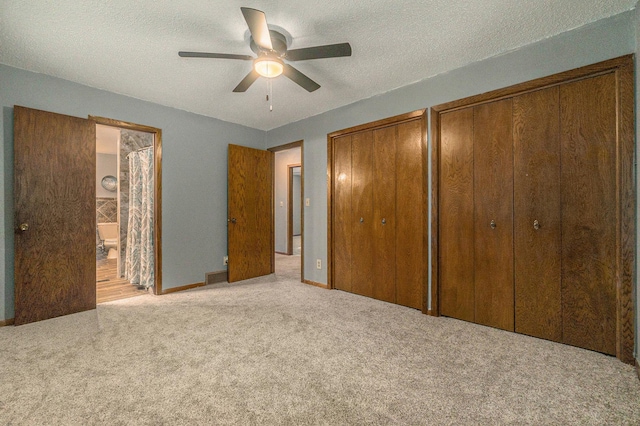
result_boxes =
[490,220,496,229]
[228,218,237,224]
[381,218,386,225]
[533,219,540,230]
[19,223,29,232]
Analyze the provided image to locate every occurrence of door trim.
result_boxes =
[430,55,635,364]
[89,116,163,295]
[327,109,428,313]
[268,141,304,282]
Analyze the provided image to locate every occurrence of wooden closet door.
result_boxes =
[560,73,617,355]
[439,108,475,321]
[351,131,375,298]
[372,126,396,303]
[395,119,424,309]
[333,135,353,292]
[513,87,562,342]
[473,99,514,331]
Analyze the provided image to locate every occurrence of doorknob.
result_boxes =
[228,218,237,224]
[381,218,386,225]
[533,219,541,230]
[19,223,29,232]
[360,217,364,223]
[490,220,496,229]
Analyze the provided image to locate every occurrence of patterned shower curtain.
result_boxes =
[125,147,154,288]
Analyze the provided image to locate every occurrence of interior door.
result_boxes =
[227,144,273,282]
[14,106,96,325]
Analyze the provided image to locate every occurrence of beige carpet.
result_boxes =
[1,254,639,425]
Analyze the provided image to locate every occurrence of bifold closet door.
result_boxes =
[439,108,475,321]
[351,131,375,298]
[372,126,397,303]
[435,57,633,362]
[560,73,617,355]
[513,87,562,342]
[333,135,353,293]
[332,113,425,311]
[395,119,424,309]
[473,99,514,331]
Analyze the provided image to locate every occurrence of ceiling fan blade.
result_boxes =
[241,7,273,51]
[283,64,320,92]
[233,70,260,92]
[179,51,253,60]
[285,43,352,61]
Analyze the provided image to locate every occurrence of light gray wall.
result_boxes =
[293,173,301,236]
[265,11,636,310]
[0,65,265,321]
[96,153,117,199]
[274,148,301,253]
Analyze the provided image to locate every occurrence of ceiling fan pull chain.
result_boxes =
[268,79,273,112]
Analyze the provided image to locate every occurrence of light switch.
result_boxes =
[305,198,310,206]
[280,201,284,207]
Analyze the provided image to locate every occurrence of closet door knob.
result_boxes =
[490,220,496,229]
[360,217,364,223]
[381,218,386,225]
[533,220,540,230]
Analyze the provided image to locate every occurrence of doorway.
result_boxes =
[95,124,154,303]
[289,165,302,256]
[268,141,303,282]
[91,116,163,299]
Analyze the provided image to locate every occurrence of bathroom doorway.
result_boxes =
[93,116,162,303]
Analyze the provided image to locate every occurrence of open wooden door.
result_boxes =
[227,144,273,282]
[14,106,96,325]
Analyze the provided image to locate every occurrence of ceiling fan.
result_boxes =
[178,7,352,93]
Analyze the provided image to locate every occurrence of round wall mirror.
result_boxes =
[101,175,117,192]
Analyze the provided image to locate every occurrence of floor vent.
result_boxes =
[205,270,228,285]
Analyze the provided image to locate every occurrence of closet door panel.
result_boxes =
[473,99,514,331]
[333,135,353,292]
[395,119,424,309]
[351,131,375,298]
[513,87,562,342]
[560,73,617,355]
[372,126,397,303]
[439,108,475,321]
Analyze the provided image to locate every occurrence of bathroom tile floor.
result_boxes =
[96,258,147,303]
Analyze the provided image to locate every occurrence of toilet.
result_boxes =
[97,223,118,259]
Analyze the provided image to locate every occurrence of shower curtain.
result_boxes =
[125,147,154,288]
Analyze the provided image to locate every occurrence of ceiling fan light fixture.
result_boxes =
[254,56,284,78]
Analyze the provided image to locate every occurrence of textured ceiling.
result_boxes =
[0,1,635,131]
